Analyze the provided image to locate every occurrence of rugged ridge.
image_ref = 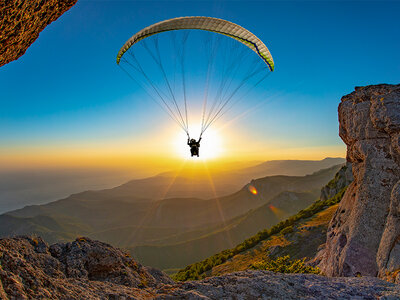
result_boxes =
[0,236,172,298]
[319,84,400,280]
[320,162,353,201]
[1,236,400,299]
[0,0,77,67]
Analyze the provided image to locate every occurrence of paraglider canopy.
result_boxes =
[117,16,274,141]
[117,16,274,71]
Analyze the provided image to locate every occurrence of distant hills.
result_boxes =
[0,169,135,214]
[237,157,345,178]
[173,164,352,280]
[129,165,342,269]
[0,157,344,213]
[131,190,321,270]
[0,158,344,270]
[151,157,346,199]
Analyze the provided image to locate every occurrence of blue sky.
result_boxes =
[1,0,399,168]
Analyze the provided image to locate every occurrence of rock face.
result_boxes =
[1,236,400,299]
[320,162,353,201]
[319,84,400,280]
[164,271,400,300]
[0,236,171,299]
[0,0,77,67]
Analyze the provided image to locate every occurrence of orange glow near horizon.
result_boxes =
[0,119,346,172]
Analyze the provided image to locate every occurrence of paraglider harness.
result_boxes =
[187,135,202,157]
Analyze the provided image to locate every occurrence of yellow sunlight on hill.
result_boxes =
[173,125,224,161]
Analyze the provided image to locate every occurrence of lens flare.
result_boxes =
[268,204,286,219]
[248,185,258,195]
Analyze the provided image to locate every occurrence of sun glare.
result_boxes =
[173,124,224,161]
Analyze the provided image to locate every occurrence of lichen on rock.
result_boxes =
[0,0,77,67]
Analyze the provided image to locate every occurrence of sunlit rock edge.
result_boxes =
[318,84,400,282]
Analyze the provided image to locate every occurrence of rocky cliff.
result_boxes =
[1,236,399,299]
[320,162,353,201]
[319,84,400,281]
[0,0,77,67]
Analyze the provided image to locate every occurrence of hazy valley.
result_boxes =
[0,158,344,270]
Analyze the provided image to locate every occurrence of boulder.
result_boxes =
[0,236,162,298]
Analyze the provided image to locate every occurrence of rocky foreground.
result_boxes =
[0,236,399,299]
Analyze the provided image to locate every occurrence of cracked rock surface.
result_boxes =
[0,0,77,67]
[1,236,400,299]
[318,84,400,280]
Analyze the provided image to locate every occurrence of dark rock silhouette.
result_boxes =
[319,84,400,280]
[0,0,77,67]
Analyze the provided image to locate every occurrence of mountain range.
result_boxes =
[0,158,344,270]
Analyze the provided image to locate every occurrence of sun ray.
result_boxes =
[202,161,235,248]
[218,89,286,131]
[123,159,188,246]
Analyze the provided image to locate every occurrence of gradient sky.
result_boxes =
[1,0,399,171]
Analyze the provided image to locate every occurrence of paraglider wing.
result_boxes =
[117,16,275,140]
[116,16,274,72]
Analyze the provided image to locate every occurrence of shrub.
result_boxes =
[250,255,320,274]
[280,226,294,235]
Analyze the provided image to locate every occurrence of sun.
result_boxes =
[173,124,224,161]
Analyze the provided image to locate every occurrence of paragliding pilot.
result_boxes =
[187,136,201,157]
